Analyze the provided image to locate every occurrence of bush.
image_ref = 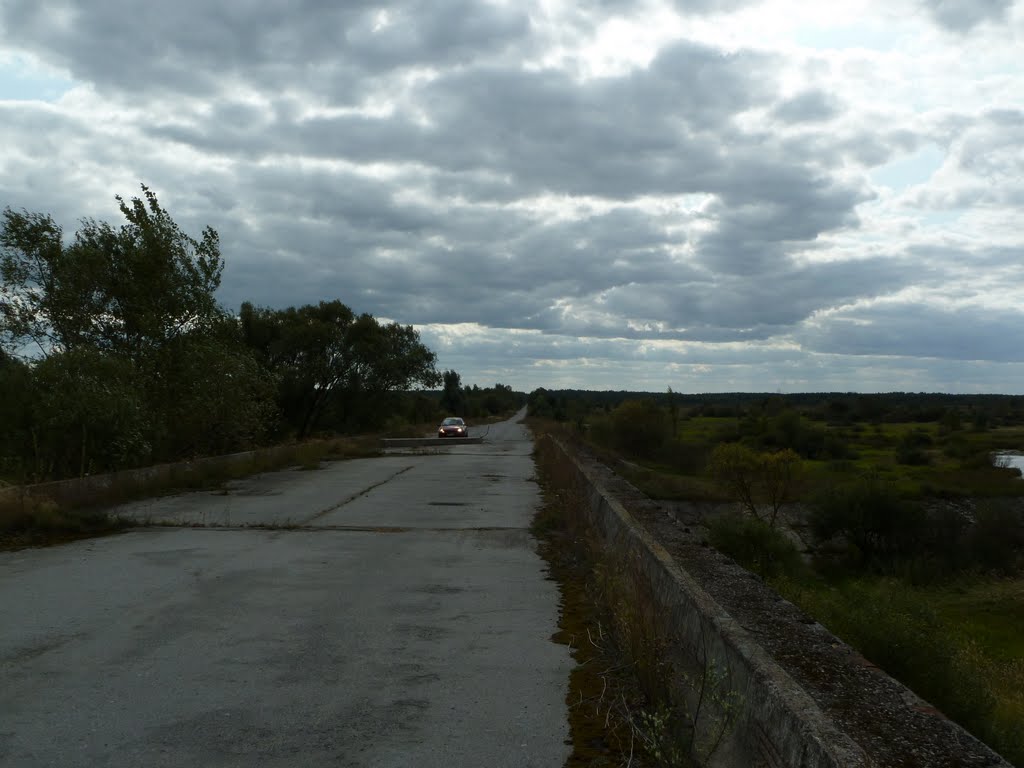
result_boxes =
[659,438,708,474]
[943,433,973,460]
[896,429,933,466]
[966,501,1024,575]
[810,473,927,572]
[608,400,671,460]
[706,513,806,579]
[709,443,802,527]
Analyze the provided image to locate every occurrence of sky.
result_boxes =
[1,0,1022,394]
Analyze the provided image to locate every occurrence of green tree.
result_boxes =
[810,473,926,569]
[143,328,278,459]
[440,369,464,415]
[1,185,223,360]
[609,399,670,459]
[0,209,64,355]
[527,388,555,419]
[1,187,279,477]
[347,315,441,395]
[0,351,34,480]
[241,301,439,436]
[760,448,803,527]
[710,443,803,527]
[710,443,759,517]
[241,300,358,437]
[28,348,149,479]
[667,386,679,437]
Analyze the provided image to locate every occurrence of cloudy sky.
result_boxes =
[1,0,1022,393]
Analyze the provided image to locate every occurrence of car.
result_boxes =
[438,416,469,438]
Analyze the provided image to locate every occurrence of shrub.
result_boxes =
[609,400,671,460]
[706,513,806,579]
[659,438,708,474]
[966,501,1024,575]
[896,429,933,466]
[709,443,802,527]
[809,473,927,572]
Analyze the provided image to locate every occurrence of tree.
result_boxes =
[760,448,803,527]
[0,209,64,356]
[28,348,149,479]
[710,443,803,527]
[1,185,223,361]
[609,399,670,459]
[347,315,441,394]
[667,386,679,437]
[440,369,464,416]
[810,473,925,569]
[241,300,357,436]
[710,443,759,518]
[0,187,280,477]
[143,329,277,459]
[0,351,34,480]
[241,301,439,437]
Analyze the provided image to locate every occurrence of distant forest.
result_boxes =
[528,388,1024,428]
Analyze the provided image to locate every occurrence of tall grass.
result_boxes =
[533,434,739,767]
[774,577,1024,766]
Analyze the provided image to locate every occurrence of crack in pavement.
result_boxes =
[303,464,416,524]
[130,524,529,534]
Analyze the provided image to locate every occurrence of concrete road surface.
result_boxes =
[0,409,573,767]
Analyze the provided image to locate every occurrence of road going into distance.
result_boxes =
[0,409,573,767]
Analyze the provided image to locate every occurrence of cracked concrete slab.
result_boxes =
[110,457,418,528]
[0,409,571,768]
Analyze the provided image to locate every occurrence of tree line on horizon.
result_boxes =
[0,186,519,484]
[527,387,1024,429]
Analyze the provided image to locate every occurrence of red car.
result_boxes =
[438,417,469,438]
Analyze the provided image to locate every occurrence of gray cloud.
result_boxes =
[772,90,839,124]
[921,0,1015,31]
[2,1,1022,391]
[0,0,532,97]
[801,302,1024,362]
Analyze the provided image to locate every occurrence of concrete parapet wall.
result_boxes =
[546,436,1012,768]
[0,442,316,512]
[551,436,868,767]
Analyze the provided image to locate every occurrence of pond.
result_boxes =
[993,452,1024,476]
